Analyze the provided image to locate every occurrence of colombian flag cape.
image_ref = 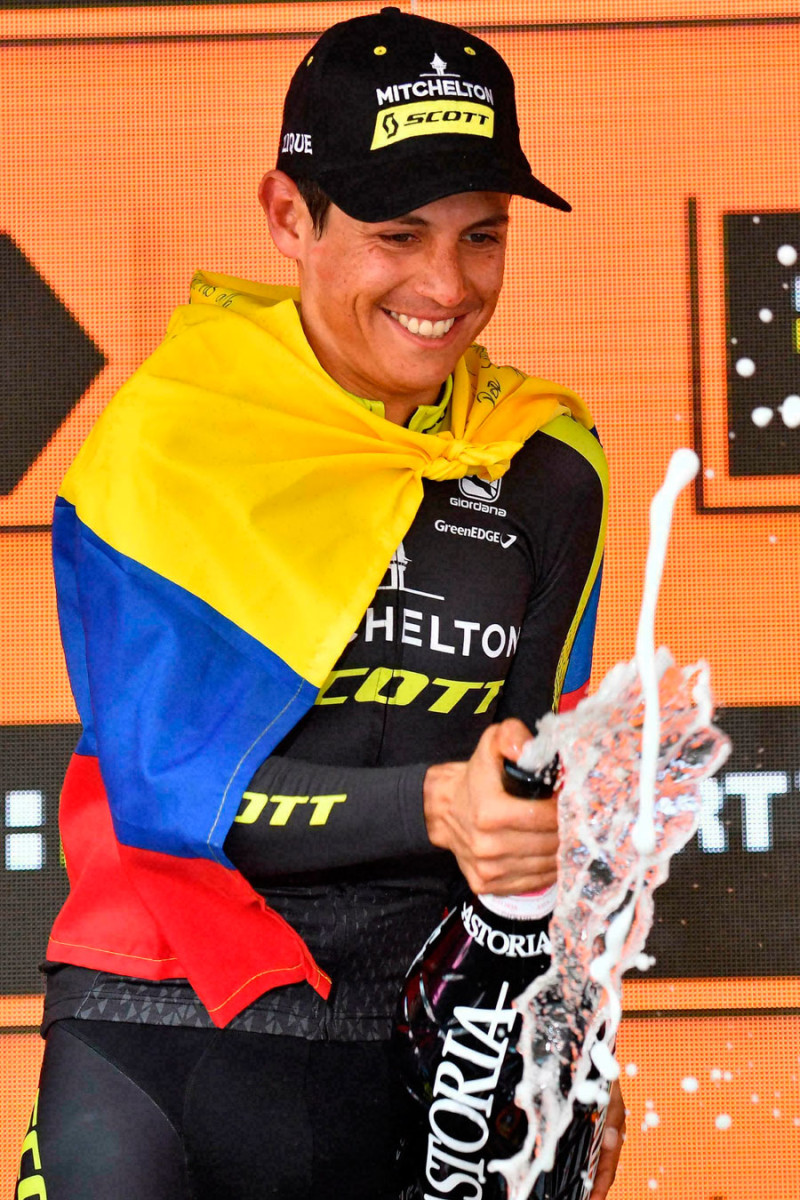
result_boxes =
[49,272,594,1026]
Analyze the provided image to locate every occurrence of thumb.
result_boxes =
[489,717,533,766]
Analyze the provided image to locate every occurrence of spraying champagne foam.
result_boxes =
[491,449,731,1200]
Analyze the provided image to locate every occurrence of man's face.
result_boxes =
[293,190,510,418]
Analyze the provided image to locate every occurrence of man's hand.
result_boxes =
[590,1080,626,1199]
[423,718,559,895]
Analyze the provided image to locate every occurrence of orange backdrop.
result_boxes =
[1,4,798,1197]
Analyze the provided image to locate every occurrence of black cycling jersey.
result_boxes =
[43,421,605,1041]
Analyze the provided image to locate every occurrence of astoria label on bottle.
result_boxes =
[394,757,605,1200]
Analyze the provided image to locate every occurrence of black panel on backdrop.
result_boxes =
[724,212,800,477]
[644,705,800,979]
[1,708,798,993]
[0,724,77,993]
[0,232,105,497]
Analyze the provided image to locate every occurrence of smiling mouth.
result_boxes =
[387,310,457,340]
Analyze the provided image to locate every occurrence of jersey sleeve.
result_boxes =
[495,418,608,728]
[223,756,433,880]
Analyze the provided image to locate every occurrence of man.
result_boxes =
[18,8,623,1199]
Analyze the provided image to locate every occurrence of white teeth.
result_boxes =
[388,311,456,339]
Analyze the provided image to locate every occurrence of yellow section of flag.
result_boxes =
[59,272,592,688]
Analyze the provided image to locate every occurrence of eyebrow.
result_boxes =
[384,212,510,232]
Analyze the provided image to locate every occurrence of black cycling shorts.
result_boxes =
[16,1019,410,1200]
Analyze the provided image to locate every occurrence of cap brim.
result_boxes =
[315,154,571,222]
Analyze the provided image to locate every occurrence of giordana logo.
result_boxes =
[459,476,501,504]
[371,53,495,151]
[451,475,507,517]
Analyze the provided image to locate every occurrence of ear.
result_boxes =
[259,170,310,261]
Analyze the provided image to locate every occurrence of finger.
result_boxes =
[588,1124,622,1200]
[458,847,558,890]
[465,830,561,868]
[469,793,560,836]
[468,847,558,891]
[488,718,534,765]
[473,867,559,896]
[589,1083,627,1200]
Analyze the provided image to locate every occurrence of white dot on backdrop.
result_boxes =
[752,1093,760,1103]
[704,467,715,478]
[753,215,761,223]
[648,1181,659,1191]
[625,1063,638,1078]
[777,244,798,267]
[730,337,738,345]
[735,357,756,377]
[769,535,778,545]
[779,395,800,428]
[751,406,773,427]
[681,1077,700,1093]
[644,1111,660,1127]
[773,1108,782,1119]
[715,1114,732,1130]
[710,1068,723,1082]
[759,308,773,322]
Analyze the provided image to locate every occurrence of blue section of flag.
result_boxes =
[563,563,604,692]
[52,498,316,865]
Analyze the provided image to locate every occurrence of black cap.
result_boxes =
[276,7,571,221]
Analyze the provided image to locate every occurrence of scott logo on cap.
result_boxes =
[370,53,495,150]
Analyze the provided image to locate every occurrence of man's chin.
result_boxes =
[393,343,470,388]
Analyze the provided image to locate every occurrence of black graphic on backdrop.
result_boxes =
[645,704,799,979]
[0,233,105,496]
[1,708,798,994]
[1,725,77,994]
[724,212,800,477]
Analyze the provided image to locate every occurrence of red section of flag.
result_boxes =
[558,681,589,712]
[48,753,330,1027]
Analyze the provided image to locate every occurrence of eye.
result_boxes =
[378,232,417,244]
[464,231,502,245]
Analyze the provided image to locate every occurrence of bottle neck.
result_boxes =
[479,884,557,920]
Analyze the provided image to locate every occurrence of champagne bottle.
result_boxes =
[394,755,605,1200]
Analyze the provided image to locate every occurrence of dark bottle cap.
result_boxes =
[501,754,560,798]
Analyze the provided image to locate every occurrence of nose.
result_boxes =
[414,238,469,312]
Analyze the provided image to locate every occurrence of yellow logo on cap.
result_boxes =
[370,100,494,150]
